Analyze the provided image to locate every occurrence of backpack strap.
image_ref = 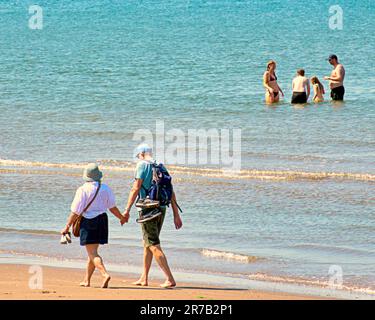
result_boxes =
[136,160,156,200]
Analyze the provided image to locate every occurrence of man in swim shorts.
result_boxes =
[324,54,346,101]
[291,69,310,104]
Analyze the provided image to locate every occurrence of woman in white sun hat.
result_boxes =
[61,163,128,288]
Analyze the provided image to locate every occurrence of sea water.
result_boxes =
[0,0,374,298]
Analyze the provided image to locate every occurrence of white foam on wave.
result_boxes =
[0,227,59,236]
[0,158,134,173]
[1,158,375,182]
[201,249,258,263]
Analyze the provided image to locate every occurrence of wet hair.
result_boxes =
[311,76,325,93]
[267,60,276,70]
[297,69,305,76]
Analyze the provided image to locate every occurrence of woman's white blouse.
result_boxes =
[71,182,116,219]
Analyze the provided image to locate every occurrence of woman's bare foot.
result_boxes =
[101,275,111,289]
[132,279,148,286]
[79,281,90,287]
[160,280,176,289]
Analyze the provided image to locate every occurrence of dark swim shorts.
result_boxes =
[291,91,307,104]
[331,86,345,101]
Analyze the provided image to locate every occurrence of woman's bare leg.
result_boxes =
[85,244,111,288]
[265,92,275,104]
[133,246,153,286]
[80,257,95,287]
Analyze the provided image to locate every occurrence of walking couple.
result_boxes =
[60,143,183,289]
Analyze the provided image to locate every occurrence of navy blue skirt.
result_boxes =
[80,213,108,246]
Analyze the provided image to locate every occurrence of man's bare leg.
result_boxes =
[149,244,176,288]
[133,246,153,286]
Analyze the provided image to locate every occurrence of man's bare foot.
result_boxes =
[101,275,111,289]
[132,279,148,286]
[79,281,90,287]
[160,280,176,289]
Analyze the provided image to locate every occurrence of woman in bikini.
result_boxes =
[263,60,284,104]
[311,76,325,103]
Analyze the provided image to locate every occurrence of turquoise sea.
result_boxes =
[0,0,374,298]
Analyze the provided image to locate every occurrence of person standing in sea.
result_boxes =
[263,60,284,104]
[122,144,183,288]
[311,76,326,103]
[291,69,310,104]
[324,54,346,101]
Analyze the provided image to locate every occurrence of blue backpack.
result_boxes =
[142,162,173,206]
[148,162,172,206]
[142,162,182,212]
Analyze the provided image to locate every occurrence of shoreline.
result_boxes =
[1,231,374,300]
[0,263,323,300]
[1,250,373,300]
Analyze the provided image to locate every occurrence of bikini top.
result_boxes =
[269,72,277,82]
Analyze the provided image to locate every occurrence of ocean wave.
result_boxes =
[1,158,375,182]
[0,227,59,236]
[201,249,258,263]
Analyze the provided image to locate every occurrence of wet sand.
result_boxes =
[0,264,323,300]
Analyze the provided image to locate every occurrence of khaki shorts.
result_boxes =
[141,207,166,247]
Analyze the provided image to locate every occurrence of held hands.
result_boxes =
[120,214,129,226]
[120,209,130,226]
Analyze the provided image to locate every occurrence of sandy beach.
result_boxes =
[0,264,321,300]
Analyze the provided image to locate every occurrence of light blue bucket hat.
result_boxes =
[82,163,103,182]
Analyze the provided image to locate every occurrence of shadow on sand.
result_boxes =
[107,285,247,291]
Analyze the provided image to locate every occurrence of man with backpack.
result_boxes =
[123,143,183,288]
